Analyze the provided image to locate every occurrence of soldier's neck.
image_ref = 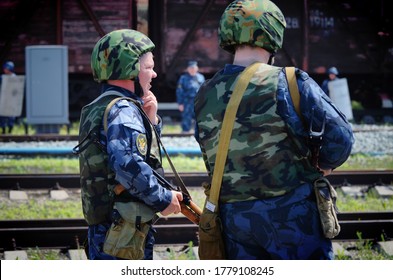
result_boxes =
[233,46,271,67]
[107,80,135,92]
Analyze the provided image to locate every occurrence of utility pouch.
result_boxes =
[314,177,340,239]
[103,201,157,259]
[198,182,226,260]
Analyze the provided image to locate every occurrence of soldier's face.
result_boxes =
[138,52,157,95]
[187,65,198,76]
[3,68,12,75]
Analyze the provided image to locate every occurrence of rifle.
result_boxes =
[113,170,202,225]
[152,169,202,225]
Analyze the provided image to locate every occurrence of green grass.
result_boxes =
[1,154,393,174]
[0,156,206,174]
[9,121,181,135]
[0,199,83,220]
[337,194,393,212]
[0,157,80,174]
[338,154,393,170]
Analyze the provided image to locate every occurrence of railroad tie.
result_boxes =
[4,250,28,260]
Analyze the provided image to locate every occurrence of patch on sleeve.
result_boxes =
[136,133,148,156]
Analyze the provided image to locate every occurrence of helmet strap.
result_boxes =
[268,54,275,65]
[134,77,143,97]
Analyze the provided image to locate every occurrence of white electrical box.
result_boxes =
[25,45,69,124]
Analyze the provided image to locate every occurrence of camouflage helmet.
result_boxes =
[91,29,155,82]
[219,0,286,54]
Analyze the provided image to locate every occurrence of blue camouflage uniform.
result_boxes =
[88,84,172,260]
[176,72,205,132]
[194,64,354,259]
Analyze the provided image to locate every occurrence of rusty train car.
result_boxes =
[1,0,392,122]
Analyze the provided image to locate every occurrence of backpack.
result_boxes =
[73,91,123,225]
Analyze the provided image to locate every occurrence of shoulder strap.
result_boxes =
[205,62,261,213]
[103,97,136,133]
[285,67,302,118]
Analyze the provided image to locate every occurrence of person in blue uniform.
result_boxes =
[194,0,354,260]
[0,61,17,134]
[79,29,183,260]
[176,60,205,133]
[321,67,339,97]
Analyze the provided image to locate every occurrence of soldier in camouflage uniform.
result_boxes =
[77,29,183,260]
[176,61,205,133]
[194,0,354,259]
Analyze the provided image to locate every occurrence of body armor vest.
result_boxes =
[75,91,161,225]
[195,64,319,203]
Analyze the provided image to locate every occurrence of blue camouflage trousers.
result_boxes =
[219,183,333,260]
[87,223,155,260]
[0,116,15,133]
[180,101,195,132]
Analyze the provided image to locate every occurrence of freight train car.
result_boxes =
[1,0,392,122]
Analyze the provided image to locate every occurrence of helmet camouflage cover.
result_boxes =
[91,29,155,82]
[219,0,286,54]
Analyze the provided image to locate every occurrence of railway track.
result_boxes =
[0,133,194,143]
[0,171,392,255]
[0,170,392,190]
[1,126,392,143]
[1,213,392,253]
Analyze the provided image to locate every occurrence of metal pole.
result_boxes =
[302,0,309,71]
[56,0,63,45]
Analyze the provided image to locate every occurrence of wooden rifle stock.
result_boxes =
[152,170,202,225]
[180,196,202,225]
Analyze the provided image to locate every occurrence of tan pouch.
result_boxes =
[103,201,157,259]
[198,211,226,259]
[198,182,226,260]
[314,177,341,239]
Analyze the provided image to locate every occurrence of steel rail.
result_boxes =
[0,213,392,252]
[0,133,194,143]
[1,125,391,143]
[0,170,392,190]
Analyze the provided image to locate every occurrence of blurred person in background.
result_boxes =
[321,66,339,97]
[0,61,17,134]
[176,60,205,133]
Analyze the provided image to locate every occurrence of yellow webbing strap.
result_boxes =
[285,67,301,118]
[103,97,136,133]
[104,97,122,133]
[206,62,261,212]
